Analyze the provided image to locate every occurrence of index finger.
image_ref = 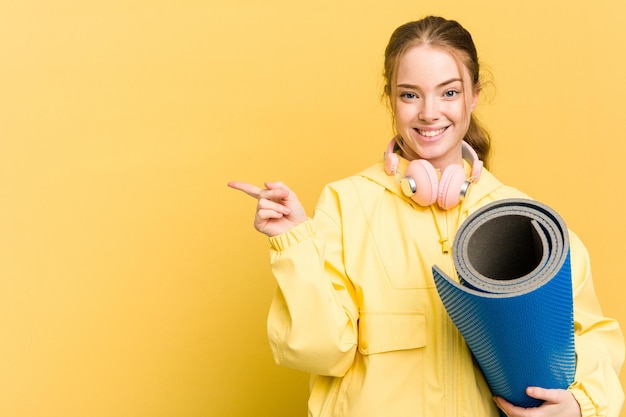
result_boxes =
[227,181,263,199]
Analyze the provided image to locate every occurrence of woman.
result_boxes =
[228,16,624,417]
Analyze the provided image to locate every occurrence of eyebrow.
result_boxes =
[396,78,463,90]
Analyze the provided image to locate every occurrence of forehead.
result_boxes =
[396,45,468,85]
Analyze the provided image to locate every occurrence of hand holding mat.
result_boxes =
[432,198,575,408]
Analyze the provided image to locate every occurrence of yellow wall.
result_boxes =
[1,0,624,416]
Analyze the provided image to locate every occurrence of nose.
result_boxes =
[418,97,440,122]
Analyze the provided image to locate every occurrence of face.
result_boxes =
[392,45,478,170]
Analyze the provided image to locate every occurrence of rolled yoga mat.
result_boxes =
[432,198,575,408]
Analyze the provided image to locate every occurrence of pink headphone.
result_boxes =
[384,137,483,210]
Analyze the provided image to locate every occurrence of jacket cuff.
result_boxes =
[569,382,597,417]
[269,219,316,251]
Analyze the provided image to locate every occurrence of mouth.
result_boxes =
[416,127,448,138]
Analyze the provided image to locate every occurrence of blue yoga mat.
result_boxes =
[432,198,575,408]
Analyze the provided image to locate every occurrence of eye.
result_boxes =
[400,91,418,100]
[443,90,460,99]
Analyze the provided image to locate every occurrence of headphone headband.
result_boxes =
[461,140,483,182]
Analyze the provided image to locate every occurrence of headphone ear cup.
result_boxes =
[438,164,466,210]
[402,160,438,206]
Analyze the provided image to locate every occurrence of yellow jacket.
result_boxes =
[267,157,624,417]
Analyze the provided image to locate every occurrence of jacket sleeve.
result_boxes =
[567,232,625,417]
[266,187,359,377]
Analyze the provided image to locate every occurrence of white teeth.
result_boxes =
[418,128,446,137]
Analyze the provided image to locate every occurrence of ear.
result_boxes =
[386,87,396,113]
[388,94,397,123]
[470,89,480,111]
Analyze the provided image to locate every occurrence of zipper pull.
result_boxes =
[439,237,451,254]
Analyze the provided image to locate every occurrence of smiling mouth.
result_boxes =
[417,127,447,137]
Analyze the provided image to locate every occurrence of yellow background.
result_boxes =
[1,0,625,416]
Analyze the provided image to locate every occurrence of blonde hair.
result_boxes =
[382,16,491,168]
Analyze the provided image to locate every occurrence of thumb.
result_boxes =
[526,386,560,403]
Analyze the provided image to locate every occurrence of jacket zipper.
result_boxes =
[431,205,466,415]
